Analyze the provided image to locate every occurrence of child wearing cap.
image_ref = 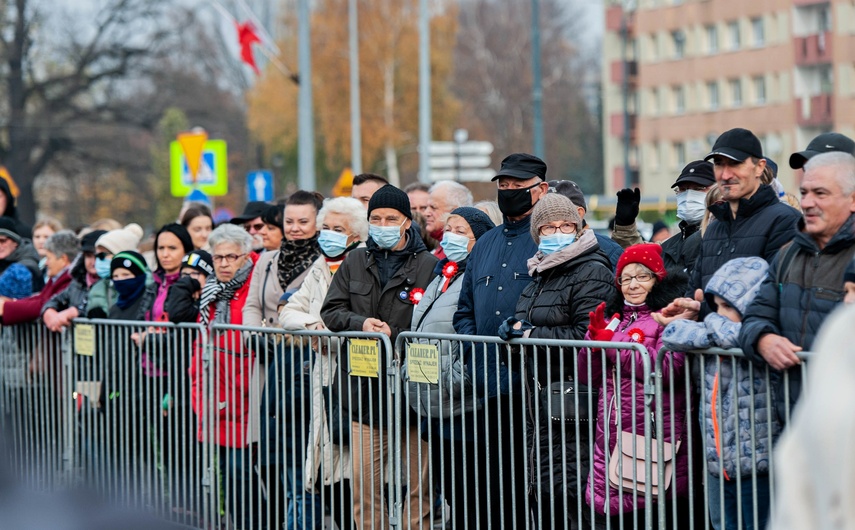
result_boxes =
[107,250,154,320]
[662,257,777,530]
[578,243,690,522]
[164,250,214,323]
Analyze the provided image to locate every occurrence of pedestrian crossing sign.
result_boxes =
[170,139,229,197]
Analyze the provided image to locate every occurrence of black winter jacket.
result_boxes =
[661,220,702,277]
[689,185,800,311]
[513,244,616,381]
[740,214,855,415]
[321,226,438,426]
[164,275,202,323]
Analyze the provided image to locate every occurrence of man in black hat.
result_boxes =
[789,132,855,176]
[230,200,270,251]
[452,152,548,529]
[657,128,801,321]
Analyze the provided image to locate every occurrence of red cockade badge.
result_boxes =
[409,288,425,304]
[627,328,645,343]
[441,261,459,293]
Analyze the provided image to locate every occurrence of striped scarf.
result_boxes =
[199,260,252,329]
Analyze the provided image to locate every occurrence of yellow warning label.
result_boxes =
[406,343,439,384]
[75,324,95,356]
[349,339,380,378]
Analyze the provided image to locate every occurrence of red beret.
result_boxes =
[616,243,666,285]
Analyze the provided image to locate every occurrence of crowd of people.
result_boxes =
[1,126,854,529]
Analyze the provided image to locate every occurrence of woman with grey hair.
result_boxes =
[0,230,79,324]
[188,222,258,529]
[278,196,367,529]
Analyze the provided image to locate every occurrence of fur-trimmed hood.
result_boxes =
[605,267,689,316]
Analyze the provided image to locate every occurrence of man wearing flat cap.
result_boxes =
[453,152,548,529]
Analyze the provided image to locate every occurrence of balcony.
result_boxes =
[796,93,833,127]
[606,5,634,34]
[610,113,637,142]
[795,32,833,66]
[610,59,638,86]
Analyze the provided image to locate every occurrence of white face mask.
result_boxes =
[676,190,707,224]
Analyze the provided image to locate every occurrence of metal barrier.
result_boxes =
[1,318,817,530]
[656,347,812,530]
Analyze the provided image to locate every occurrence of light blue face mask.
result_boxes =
[318,229,350,258]
[94,256,112,279]
[440,232,472,262]
[369,221,406,250]
[538,233,576,255]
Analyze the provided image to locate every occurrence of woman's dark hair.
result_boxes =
[154,223,193,271]
[180,204,213,228]
[261,204,284,228]
[286,190,324,213]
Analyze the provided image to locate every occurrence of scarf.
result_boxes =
[277,234,321,290]
[114,275,147,309]
[199,260,253,329]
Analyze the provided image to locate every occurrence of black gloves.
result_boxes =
[497,317,535,341]
[615,188,641,226]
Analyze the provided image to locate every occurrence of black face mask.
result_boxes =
[497,182,539,218]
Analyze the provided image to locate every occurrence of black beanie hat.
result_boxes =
[155,223,194,267]
[80,230,107,253]
[111,250,149,277]
[367,184,412,220]
[181,250,214,276]
[449,207,495,240]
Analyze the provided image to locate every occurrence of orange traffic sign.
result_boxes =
[331,167,354,197]
[177,129,209,182]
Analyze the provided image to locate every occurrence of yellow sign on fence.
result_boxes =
[74,324,95,356]
[349,339,380,378]
[406,343,439,384]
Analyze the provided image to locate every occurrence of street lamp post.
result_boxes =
[453,128,468,182]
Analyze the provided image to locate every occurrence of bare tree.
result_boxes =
[452,0,602,193]
[0,0,177,224]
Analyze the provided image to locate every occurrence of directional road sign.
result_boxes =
[247,170,274,202]
[426,141,494,157]
[170,139,228,197]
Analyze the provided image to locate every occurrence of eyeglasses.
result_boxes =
[95,252,110,260]
[212,253,246,264]
[245,223,265,232]
[181,271,205,279]
[539,223,576,236]
[618,273,654,286]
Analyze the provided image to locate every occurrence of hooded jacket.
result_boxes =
[690,184,800,306]
[578,270,689,515]
[321,224,437,426]
[663,257,780,479]
[740,213,855,416]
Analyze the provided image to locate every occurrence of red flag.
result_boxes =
[236,21,262,75]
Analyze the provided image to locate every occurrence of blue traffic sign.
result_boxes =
[247,170,274,202]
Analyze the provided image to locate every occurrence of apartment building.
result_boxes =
[602,0,855,196]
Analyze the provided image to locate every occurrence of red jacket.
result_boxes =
[3,269,72,325]
[188,254,258,447]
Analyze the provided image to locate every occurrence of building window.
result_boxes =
[754,76,766,104]
[673,85,685,114]
[730,78,742,107]
[650,87,660,116]
[728,20,740,51]
[672,30,686,59]
[707,81,719,110]
[673,142,686,168]
[751,17,764,47]
[706,25,718,54]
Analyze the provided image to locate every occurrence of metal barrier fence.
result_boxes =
[0,319,814,529]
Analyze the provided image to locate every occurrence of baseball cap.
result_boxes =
[788,132,855,169]
[672,160,715,189]
[548,180,587,210]
[492,153,547,181]
[704,128,763,162]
